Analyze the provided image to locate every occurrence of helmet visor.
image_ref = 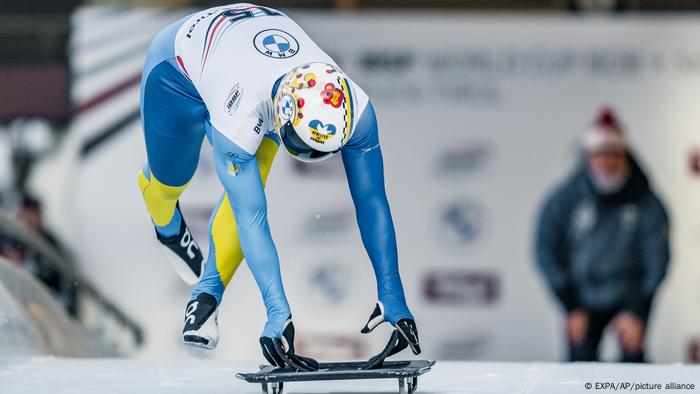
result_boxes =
[280,121,338,163]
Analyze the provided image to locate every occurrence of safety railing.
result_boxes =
[0,210,143,355]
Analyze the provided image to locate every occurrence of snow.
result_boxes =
[1,357,700,394]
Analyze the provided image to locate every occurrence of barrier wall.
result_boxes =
[0,258,116,357]
[30,8,700,362]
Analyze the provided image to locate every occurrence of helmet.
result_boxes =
[273,62,355,162]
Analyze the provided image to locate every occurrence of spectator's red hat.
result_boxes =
[582,107,627,152]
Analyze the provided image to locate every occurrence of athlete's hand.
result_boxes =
[260,317,319,372]
[360,302,421,369]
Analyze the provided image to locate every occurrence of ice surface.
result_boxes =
[2,357,700,394]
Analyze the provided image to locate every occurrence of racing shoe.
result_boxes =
[156,204,205,285]
[182,292,219,350]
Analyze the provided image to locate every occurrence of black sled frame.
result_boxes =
[237,359,435,394]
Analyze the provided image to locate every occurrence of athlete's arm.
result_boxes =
[341,101,413,325]
[210,128,317,371]
[342,100,421,363]
[210,128,290,337]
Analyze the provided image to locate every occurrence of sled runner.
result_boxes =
[236,359,435,394]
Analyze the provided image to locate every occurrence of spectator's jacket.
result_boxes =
[535,154,670,321]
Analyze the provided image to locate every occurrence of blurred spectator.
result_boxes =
[0,237,25,265]
[535,107,670,362]
[0,194,76,315]
[17,194,65,255]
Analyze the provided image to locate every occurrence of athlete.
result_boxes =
[137,3,420,370]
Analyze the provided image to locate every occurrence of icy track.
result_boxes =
[2,358,700,394]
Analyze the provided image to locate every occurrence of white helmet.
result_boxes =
[273,62,355,162]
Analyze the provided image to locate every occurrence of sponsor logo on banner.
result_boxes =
[423,270,500,305]
[435,141,493,178]
[690,148,700,177]
[254,29,299,59]
[435,331,492,360]
[687,337,700,363]
[359,51,414,74]
[296,334,366,360]
[303,207,354,238]
[309,261,351,304]
[435,198,485,247]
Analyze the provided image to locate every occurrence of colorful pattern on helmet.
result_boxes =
[337,75,354,145]
[308,119,337,143]
[321,83,344,108]
[273,62,354,161]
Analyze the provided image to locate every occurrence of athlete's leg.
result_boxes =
[137,164,187,235]
[192,134,280,303]
[138,16,209,284]
[182,134,279,349]
[137,16,205,236]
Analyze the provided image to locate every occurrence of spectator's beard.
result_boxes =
[589,169,630,195]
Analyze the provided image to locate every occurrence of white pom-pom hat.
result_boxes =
[582,107,627,153]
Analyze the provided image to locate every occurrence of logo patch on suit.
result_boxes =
[225,152,240,177]
[253,115,263,134]
[253,29,299,59]
[224,83,242,115]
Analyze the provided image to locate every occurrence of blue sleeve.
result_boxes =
[534,186,580,312]
[625,194,670,321]
[210,128,290,338]
[341,101,413,324]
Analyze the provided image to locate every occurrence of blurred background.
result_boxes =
[1,0,699,366]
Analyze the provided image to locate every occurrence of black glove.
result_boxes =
[360,302,421,369]
[260,317,319,372]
